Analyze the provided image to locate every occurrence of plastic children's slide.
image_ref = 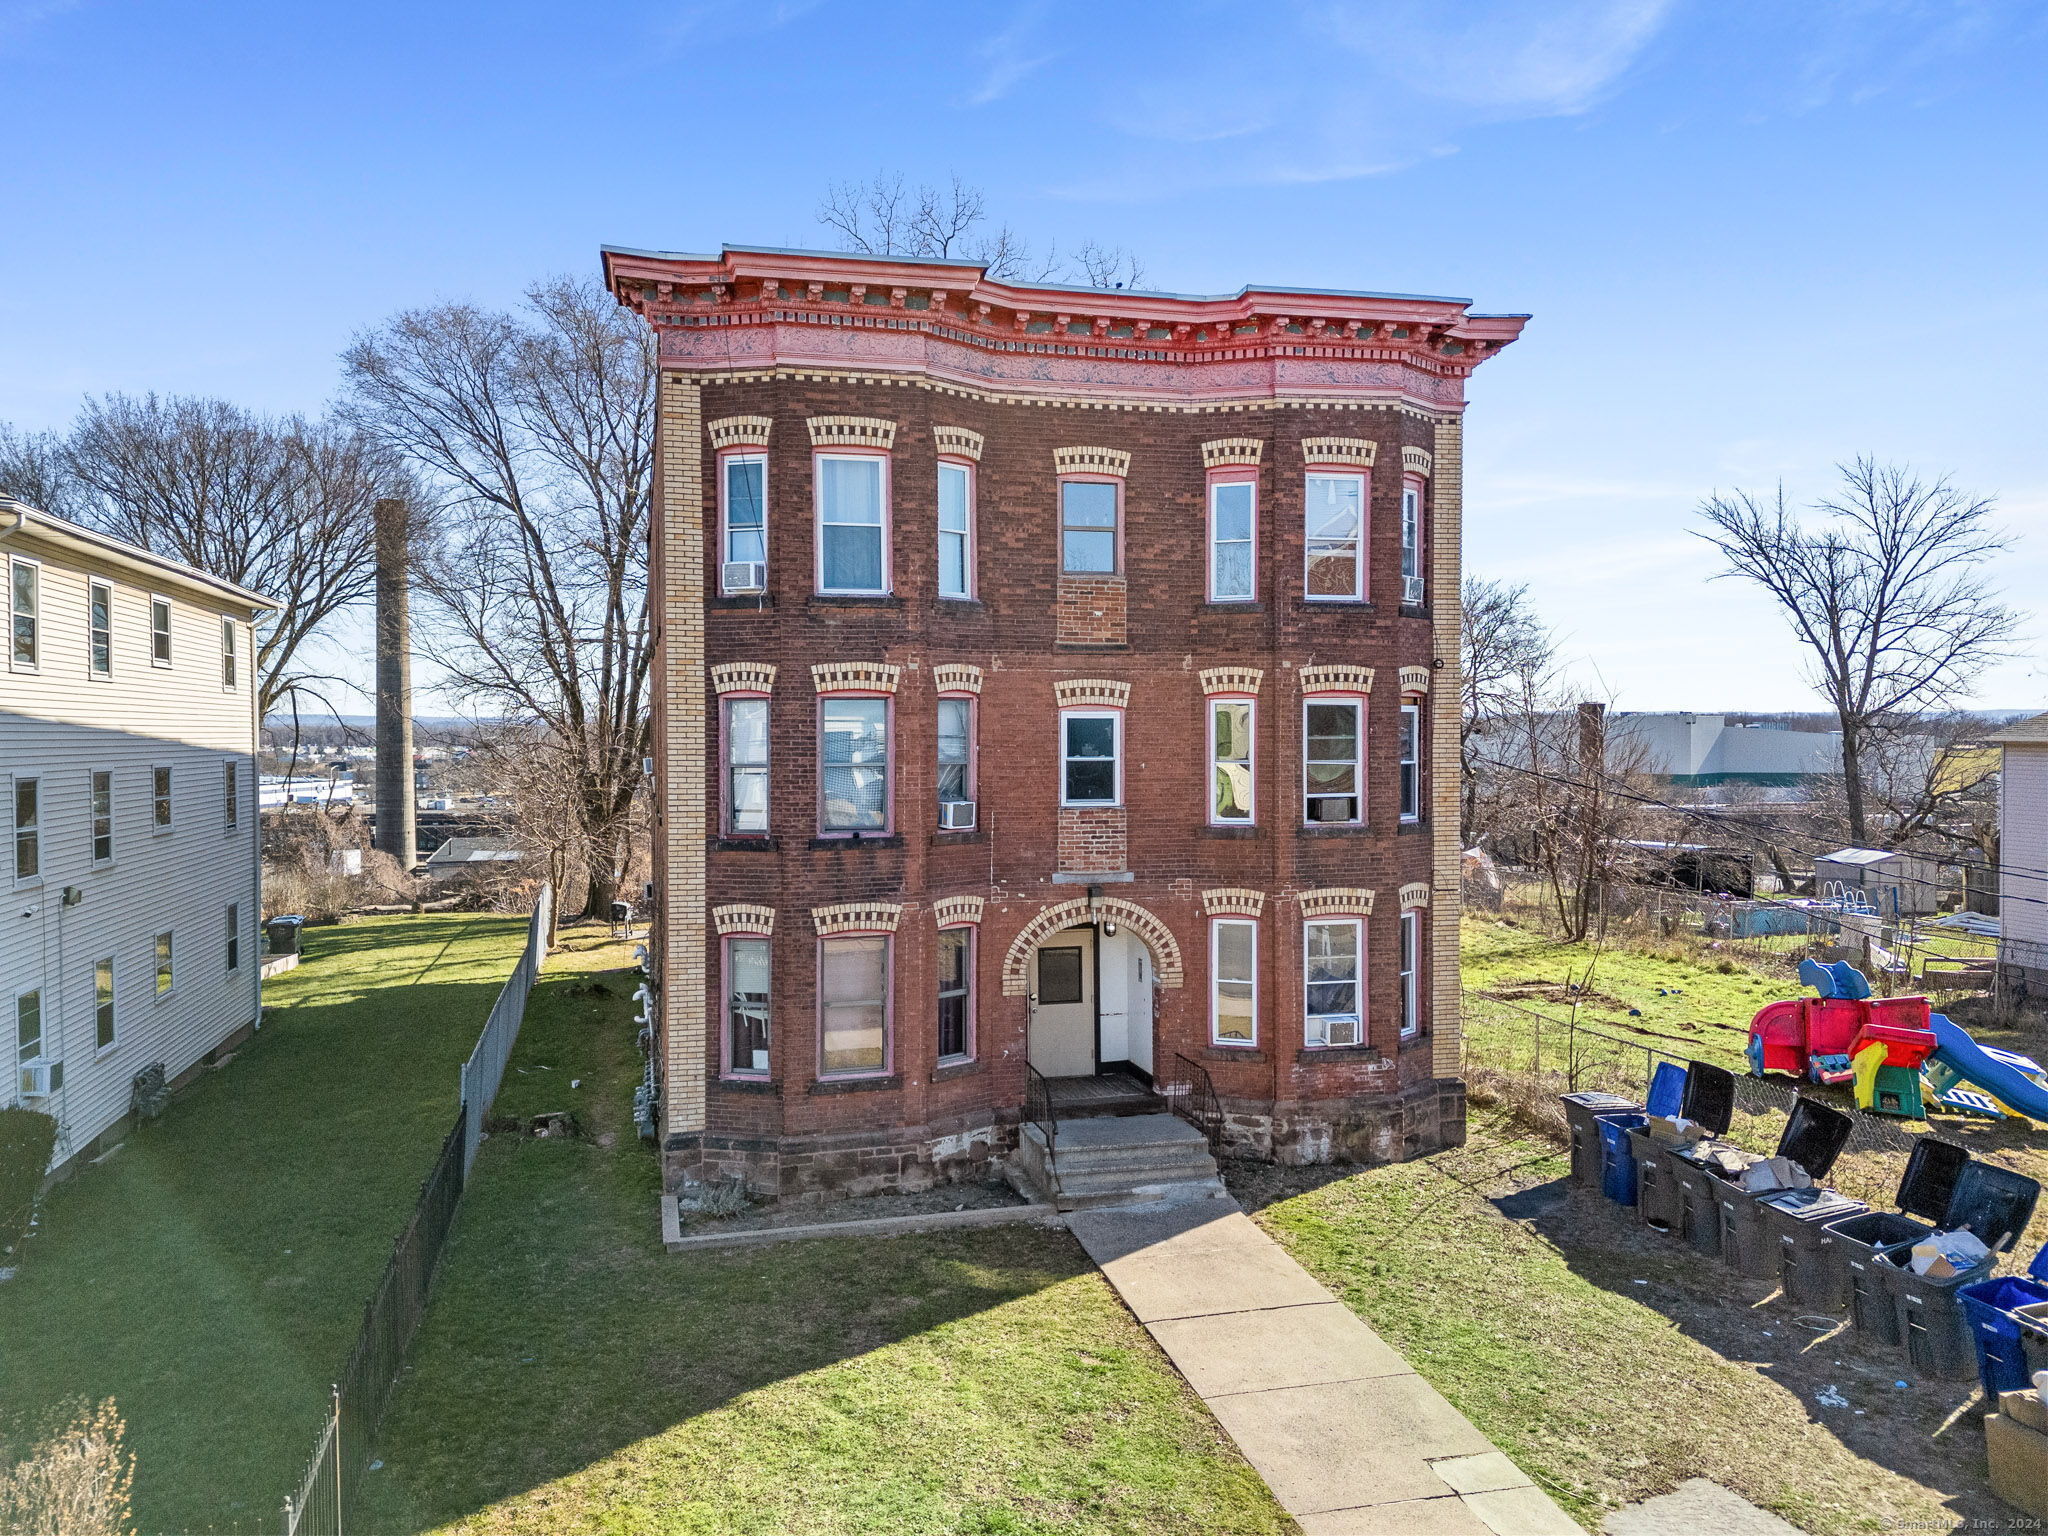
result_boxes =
[1927,1013,2048,1124]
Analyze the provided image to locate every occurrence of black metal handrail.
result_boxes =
[1168,1052,1224,1155]
[1025,1063,1058,1151]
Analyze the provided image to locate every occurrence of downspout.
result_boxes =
[249,609,265,1031]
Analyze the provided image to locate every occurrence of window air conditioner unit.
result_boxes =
[939,799,978,831]
[18,1061,52,1099]
[722,561,767,594]
[1322,1015,1361,1048]
[1402,575,1426,605]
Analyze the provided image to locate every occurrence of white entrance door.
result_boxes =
[1095,929,1155,1075]
[1028,927,1095,1078]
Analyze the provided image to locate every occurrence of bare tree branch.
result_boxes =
[815,172,1145,289]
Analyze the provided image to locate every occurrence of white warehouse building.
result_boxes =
[4,499,276,1175]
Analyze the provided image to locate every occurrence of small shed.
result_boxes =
[1814,847,1942,917]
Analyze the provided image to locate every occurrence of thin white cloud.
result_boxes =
[967,1,1057,106]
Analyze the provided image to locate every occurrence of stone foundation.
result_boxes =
[667,1113,1015,1205]
[1221,1077,1466,1166]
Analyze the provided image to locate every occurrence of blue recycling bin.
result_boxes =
[1958,1245,2048,1397]
[1599,1113,1648,1205]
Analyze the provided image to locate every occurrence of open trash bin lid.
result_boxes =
[1776,1097,1854,1181]
[1678,1061,1736,1138]
[1646,1061,1687,1118]
[1940,1162,2041,1255]
[1892,1138,1970,1223]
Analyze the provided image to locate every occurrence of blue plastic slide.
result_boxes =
[1929,1012,2048,1123]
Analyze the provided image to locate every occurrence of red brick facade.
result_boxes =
[605,245,1526,1199]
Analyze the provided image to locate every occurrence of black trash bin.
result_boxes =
[1629,1061,1735,1242]
[1563,1091,1641,1190]
[1759,1185,1870,1310]
[1714,1097,1856,1282]
[1879,1160,2041,1381]
[1821,1138,1971,1346]
[264,914,306,957]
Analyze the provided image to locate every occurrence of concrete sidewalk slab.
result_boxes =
[1147,1300,1410,1396]
[1604,1479,1801,1535]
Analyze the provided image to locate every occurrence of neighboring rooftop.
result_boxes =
[1986,711,2048,746]
[0,497,277,613]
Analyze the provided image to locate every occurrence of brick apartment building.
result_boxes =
[603,243,1526,1200]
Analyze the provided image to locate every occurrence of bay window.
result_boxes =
[1060,711,1121,806]
[1399,702,1422,822]
[1211,918,1257,1045]
[723,696,770,835]
[721,452,768,591]
[1400,910,1422,1039]
[938,927,973,1062]
[1304,473,1364,600]
[1304,919,1362,1047]
[938,460,974,598]
[1208,478,1255,601]
[1209,698,1254,824]
[1059,480,1118,574]
[1303,701,1363,823]
[816,453,888,594]
[726,936,771,1075]
[820,696,889,833]
[819,934,890,1075]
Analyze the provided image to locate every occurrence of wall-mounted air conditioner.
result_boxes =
[1402,575,1426,605]
[939,800,977,831]
[722,561,767,594]
[18,1061,52,1099]
[1321,1015,1361,1048]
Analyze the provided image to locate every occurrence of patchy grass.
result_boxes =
[1233,1129,2014,1535]
[360,931,1291,1536]
[0,914,532,1534]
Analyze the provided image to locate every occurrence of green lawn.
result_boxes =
[0,913,531,1534]
[361,931,1290,1536]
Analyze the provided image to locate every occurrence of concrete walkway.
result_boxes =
[1068,1197,1581,1535]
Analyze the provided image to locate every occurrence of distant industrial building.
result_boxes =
[1608,713,1841,787]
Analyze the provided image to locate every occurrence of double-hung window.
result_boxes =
[1060,711,1121,806]
[1059,480,1118,574]
[1209,698,1254,824]
[154,931,174,996]
[819,934,889,1076]
[938,460,974,599]
[9,557,37,669]
[90,770,113,864]
[223,761,240,832]
[1208,477,1255,601]
[152,766,173,830]
[1304,472,1365,600]
[1401,478,1425,604]
[721,452,767,592]
[15,988,47,1093]
[93,958,116,1053]
[937,696,974,819]
[1303,700,1364,824]
[938,926,974,1062]
[226,902,241,972]
[819,696,889,834]
[726,936,771,1075]
[1211,918,1257,1046]
[816,454,888,594]
[221,618,237,689]
[1399,910,1422,1039]
[150,596,172,665]
[11,777,39,882]
[89,581,112,677]
[723,697,770,835]
[1304,918,1363,1047]
[1399,703,1422,822]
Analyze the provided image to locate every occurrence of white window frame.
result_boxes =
[719,451,768,591]
[814,451,891,596]
[1207,696,1255,825]
[1399,702,1422,823]
[817,693,892,836]
[1401,477,1425,604]
[937,694,975,813]
[1399,909,1422,1039]
[1207,476,1256,602]
[154,931,175,997]
[937,924,976,1064]
[722,695,771,836]
[221,616,238,690]
[11,774,40,886]
[152,765,174,832]
[223,759,240,833]
[1304,917,1364,1048]
[93,956,116,1055]
[88,579,113,679]
[1302,697,1365,826]
[1303,471,1366,602]
[9,555,39,671]
[1059,709,1123,808]
[1210,917,1258,1047]
[226,901,241,973]
[149,594,173,667]
[937,459,975,600]
[15,986,46,1089]
[90,768,114,866]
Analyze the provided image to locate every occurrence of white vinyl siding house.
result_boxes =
[1990,713,2048,980]
[0,500,273,1174]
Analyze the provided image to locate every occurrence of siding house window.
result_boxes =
[1208,478,1255,601]
[15,988,44,1078]
[9,557,37,668]
[226,902,241,972]
[152,766,173,830]
[819,934,890,1075]
[725,936,771,1075]
[1211,918,1257,1045]
[1401,478,1425,604]
[221,617,237,689]
[154,932,174,995]
[937,696,974,816]
[1209,698,1254,824]
[1304,919,1363,1047]
[819,696,889,833]
[91,770,113,864]
[1399,910,1422,1039]
[89,581,112,676]
[150,596,172,665]
[816,454,888,594]
[94,958,115,1052]
[223,761,240,832]
[723,697,770,835]
[938,460,974,599]
[1059,480,1118,573]
[720,452,767,591]
[1304,701,1364,823]
[1399,703,1422,822]
[1060,710,1121,806]
[938,926,974,1062]
[11,777,38,882]
[1304,472,1365,600]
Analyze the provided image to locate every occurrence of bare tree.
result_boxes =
[817,172,1144,288]
[342,278,654,919]
[1697,459,2019,845]
[56,395,394,717]
[0,424,75,516]
[1460,577,1555,839]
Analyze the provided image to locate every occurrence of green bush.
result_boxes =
[0,1107,59,1257]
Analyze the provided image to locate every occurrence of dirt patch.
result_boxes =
[678,1178,1029,1236]
[1482,979,1636,1013]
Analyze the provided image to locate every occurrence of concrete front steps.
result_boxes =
[1008,1112,1229,1211]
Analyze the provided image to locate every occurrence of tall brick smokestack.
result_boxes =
[373,496,416,871]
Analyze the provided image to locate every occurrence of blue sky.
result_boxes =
[5,0,2046,713]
